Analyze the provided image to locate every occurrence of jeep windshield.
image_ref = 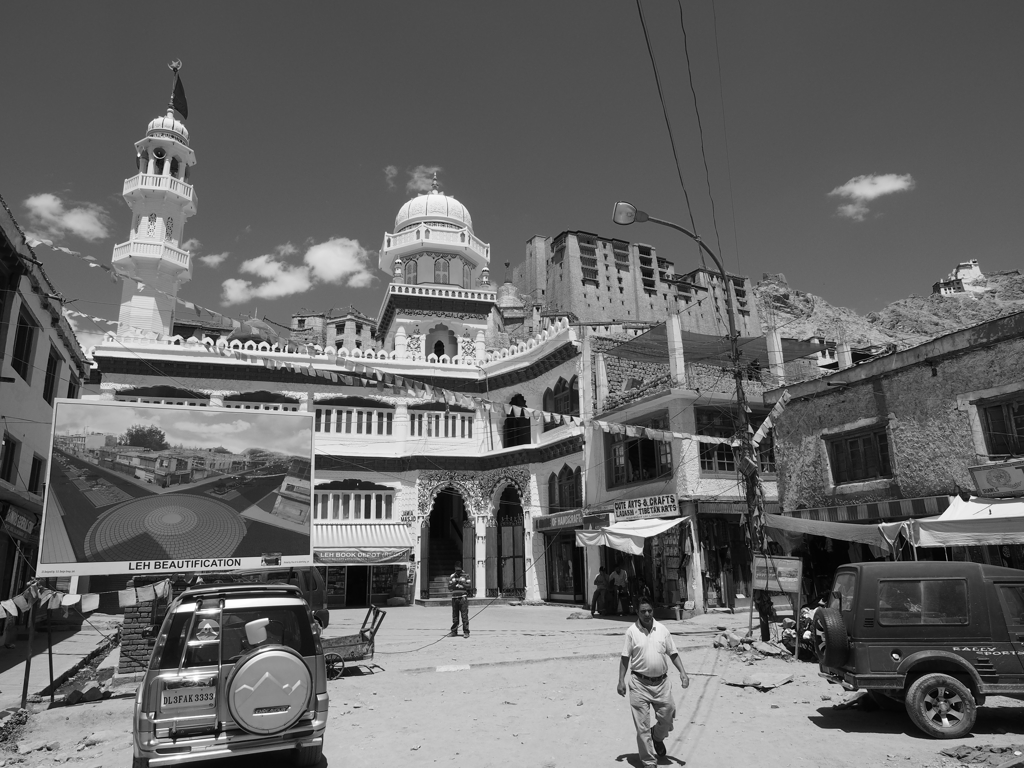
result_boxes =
[828,572,856,612]
[157,599,315,669]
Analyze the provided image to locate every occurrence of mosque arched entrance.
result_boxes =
[420,486,475,600]
[487,486,525,598]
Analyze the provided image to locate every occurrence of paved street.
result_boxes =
[10,605,1024,768]
[45,451,307,564]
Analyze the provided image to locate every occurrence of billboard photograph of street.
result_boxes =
[38,400,314,575]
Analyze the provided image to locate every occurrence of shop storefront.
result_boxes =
[696,500,778,612]
[536,509,587,604]
[314,522,414,608]
[578,495,693,614]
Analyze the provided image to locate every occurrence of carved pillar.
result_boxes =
[395,325,407,359]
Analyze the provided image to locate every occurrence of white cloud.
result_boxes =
[177,419,252,435]
[64,313,108,352]
[220,237,375,305]
[406,165,442,194]
[23,193,111,241]
[829,173,916,221]
[182,238,202,252]
[304,237,375,288]
[199,252,229,267]
[384,165,398,190]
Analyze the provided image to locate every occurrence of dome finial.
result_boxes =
[430,172,439,194]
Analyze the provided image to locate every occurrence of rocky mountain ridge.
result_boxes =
[755,269,1024,350]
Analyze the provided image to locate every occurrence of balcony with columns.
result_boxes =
[111,239,192,281]
[123,173,197,214]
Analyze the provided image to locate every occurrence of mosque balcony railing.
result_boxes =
[382,226,489,262]
[383,283,496,303]
[123,173,196,204]
[112,240,192,273]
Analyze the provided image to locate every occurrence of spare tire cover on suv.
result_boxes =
[227,645,311,735]
[813,607,850,668]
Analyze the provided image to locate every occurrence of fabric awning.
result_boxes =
[605,323,825,367]
[575,517,686,555]
[906,496,1024,547]
[764,513,892,549]
[313,523,414,565]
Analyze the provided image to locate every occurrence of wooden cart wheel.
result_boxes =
[325,653,345,680]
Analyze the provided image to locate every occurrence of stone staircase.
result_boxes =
[427,537,463,598]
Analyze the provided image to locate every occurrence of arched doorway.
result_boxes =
[486,486,525,598]
[420,486,475,600]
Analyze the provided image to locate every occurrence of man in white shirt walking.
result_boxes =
[617,597,689,767]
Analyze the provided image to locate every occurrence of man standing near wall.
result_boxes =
[617,597,689,767]
[448,561,472,637]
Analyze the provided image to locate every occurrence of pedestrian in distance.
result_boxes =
[617,597,689,768]
[609,563,630,615]
[592,565,609,616]
[448,561,472,637]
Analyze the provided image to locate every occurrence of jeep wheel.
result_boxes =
[812,607,849,668]
[905,673,977,739]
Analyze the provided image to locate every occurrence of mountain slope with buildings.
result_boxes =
[755,268,1024,350]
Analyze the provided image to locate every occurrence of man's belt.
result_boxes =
[632,671,667,685]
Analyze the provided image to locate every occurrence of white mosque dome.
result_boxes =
[395,186,473,233]
[147,113,190,145]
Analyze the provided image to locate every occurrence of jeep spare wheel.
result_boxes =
[812,607,849,668]
[905,673,977,739]
[226,645,311,735]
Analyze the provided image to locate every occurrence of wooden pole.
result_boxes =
[20,600,35,709]
[47,610,54,705]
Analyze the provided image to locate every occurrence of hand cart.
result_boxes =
[321,605,386,679]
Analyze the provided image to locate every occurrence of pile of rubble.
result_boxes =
[711,628,791,662]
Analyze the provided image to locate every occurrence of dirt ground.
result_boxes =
[9,641,1024,768]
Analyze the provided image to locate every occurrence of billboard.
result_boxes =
[38,400,315,577]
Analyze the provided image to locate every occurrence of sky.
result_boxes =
[5,2,1024,351]
[53,401,314,457]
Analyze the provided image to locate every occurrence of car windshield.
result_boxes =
[157,604,315,669]
[828,572,856,612]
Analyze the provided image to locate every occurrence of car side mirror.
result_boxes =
[245,617,270,646]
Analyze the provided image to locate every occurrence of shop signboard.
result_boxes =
[613,494,679,522]
[37,400,315,577]
[752,554,802,594]
[969,460,1024,498]
[534,509,584,531]
[4,508,37,544]
[315,548,410,565]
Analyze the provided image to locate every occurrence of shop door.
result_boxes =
[498,509,525,598]
[546,531,585,603]
[346,565,369,607]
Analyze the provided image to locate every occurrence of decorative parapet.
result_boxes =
[91,316,576,372]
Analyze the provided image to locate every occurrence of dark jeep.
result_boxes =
[815,560,1024,738]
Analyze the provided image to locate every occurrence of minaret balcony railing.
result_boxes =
[384,283,496,302]
[112,240,192,276]
[382,226,489,263]
[123,174,196,204]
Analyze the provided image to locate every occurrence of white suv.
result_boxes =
[133,582,328,767]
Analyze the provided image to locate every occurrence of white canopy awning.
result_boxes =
[575,517,686,555]
[907,496,1024,547]
[764,513,892,549]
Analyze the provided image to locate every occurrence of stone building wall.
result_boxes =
[774,335,1024,511]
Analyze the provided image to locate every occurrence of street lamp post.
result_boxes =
[611,200,766,573]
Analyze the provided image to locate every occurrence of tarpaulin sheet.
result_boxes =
[575,517,686,555]
[764,513,891,549]
[907,496,1024,547]
[605,323,825,367]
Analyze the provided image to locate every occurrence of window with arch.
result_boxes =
[434,258,449,284]
[405,259,418,285]
[502,393,531,448]
[463,263,472,288]
[147,213,157,237]
[547,464,582,512]
[542,376,580,431]
[164,217,174,242]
